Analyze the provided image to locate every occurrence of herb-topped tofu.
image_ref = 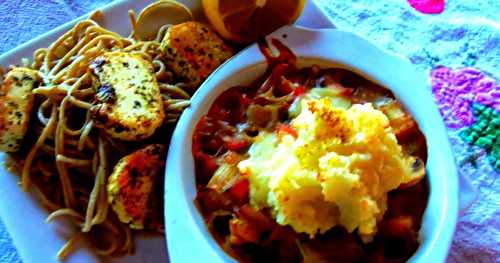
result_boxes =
[90,52,165,141]
[0,67,40,152]
[107,144,165,229]
[160,21,233,89]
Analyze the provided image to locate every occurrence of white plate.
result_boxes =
[0,0,334,262]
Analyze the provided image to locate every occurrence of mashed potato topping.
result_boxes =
[238,97,422,241]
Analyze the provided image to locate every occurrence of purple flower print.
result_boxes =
[431,66,500,129]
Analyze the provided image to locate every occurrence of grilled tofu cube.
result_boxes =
[107,144,166,229]
[90,52,165,141]
[0,67,40,152]
[160,21,233,89]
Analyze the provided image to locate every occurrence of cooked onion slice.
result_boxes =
[207,152,243,193]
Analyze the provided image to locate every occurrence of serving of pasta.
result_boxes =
[0,0,233,260]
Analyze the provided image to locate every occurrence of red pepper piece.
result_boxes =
[276,123,298,139]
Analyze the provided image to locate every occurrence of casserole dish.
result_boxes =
[165,25,459,263]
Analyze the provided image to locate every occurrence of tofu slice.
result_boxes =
[160,21,233,89]
[107,144,166,229]
[0,67,40,152]
[90,52,165,141]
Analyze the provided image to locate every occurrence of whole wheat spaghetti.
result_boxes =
[4,8,192,260]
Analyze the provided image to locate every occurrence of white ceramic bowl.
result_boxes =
[165,26,459,263]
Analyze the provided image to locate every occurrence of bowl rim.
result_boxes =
[165,25,459,263]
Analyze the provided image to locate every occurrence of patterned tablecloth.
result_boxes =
[0,0,498,262]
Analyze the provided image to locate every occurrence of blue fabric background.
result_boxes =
[0,0,114,54]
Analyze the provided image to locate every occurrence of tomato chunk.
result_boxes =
[229,179,249,204]
[225,138,249,152]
